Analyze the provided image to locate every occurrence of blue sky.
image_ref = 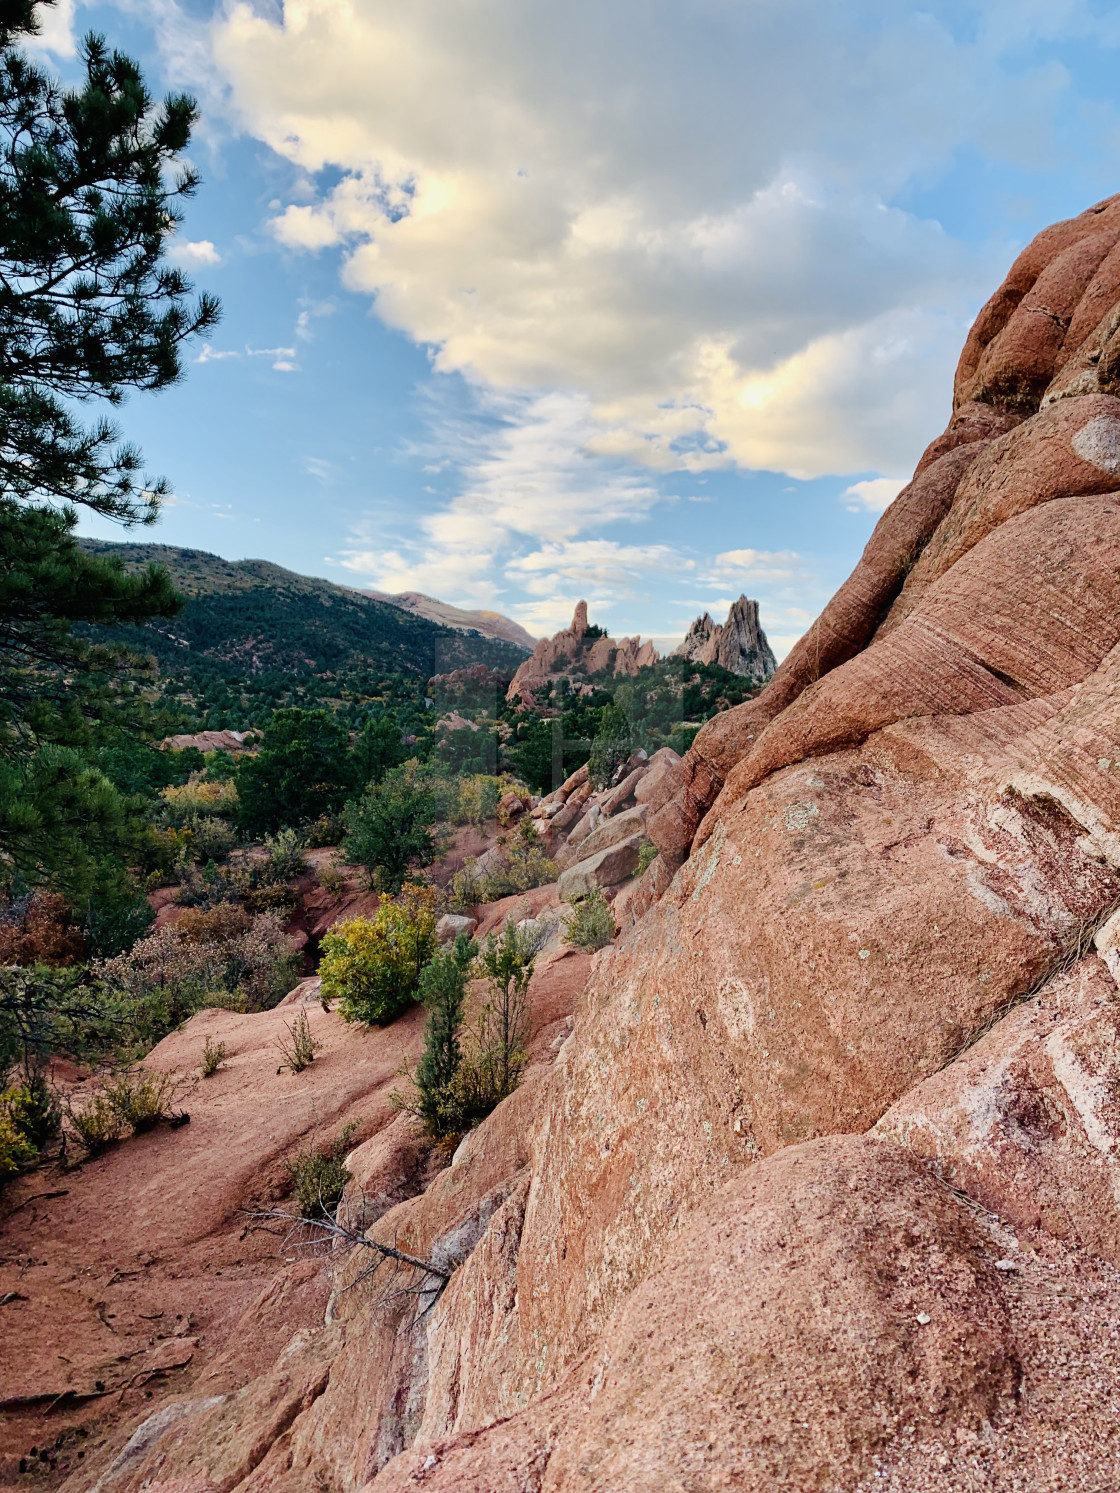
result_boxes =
[52,0,1120,653]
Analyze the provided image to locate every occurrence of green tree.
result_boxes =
[352,711,407,787]
[412,933,476,1135]
[587,701,632,790]
[0,6,219,521]
[235,709,356,837]
[473,921,539,1101]
[342,763,438,892]
[0,2,218,895]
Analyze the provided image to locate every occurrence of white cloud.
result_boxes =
[337,389,664,606]
[703,549,810,587]
[842,476,909,513]
[196,344,239,364]
[28,0,75,56]
[208,0,1117,488]
[171,239,222,267]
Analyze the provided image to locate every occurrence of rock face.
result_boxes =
[506,602,659,703]
[27,196,1120,1493]
[675,593,777,681]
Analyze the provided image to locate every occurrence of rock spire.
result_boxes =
[675,594,776,681]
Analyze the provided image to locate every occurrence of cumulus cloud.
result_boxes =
[171,238,222,267]
[196,0,1120,642]
[28,0,75,56]
[208,0,1111,486]
[702,549,811,587]
[336,390,665,613]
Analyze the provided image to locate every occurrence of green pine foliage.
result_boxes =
[235,709,357,837]
[412,933,476,1136]
[0,2,219,908]
[342,764,442,892]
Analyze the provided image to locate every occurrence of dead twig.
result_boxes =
[246,1203,452,1315]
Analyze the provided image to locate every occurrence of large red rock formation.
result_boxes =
[15,196,1120,1492]
[506,603,658,703]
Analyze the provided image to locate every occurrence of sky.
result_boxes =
[51,0,1120,655]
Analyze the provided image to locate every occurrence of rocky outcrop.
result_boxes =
[675,593,777,681]
[26,196,1120,1493]
[161,728,250,754]
[506,602,659,703]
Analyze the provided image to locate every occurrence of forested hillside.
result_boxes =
[79,541,530,729]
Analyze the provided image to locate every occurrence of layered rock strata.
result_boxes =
[40,195,1120,1492]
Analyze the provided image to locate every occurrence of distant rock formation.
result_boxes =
[358,588,537,651]
[674,594,777,682]
[506,602,659,703]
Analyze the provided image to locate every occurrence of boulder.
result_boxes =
[633,745,680,806]
[550,778,592,831]
[562,802,601,852]
[599,764,647,815]
[557,833,645,900]
[876,955,1120,1264]
[436,913,478,944]
[497,791,525,820]
[567,804,647,865]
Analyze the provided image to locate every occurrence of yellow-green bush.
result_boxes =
[454,775,503,826]
[161,775,238,824]
[321,884,439,1025]
[0,1088,39,1181]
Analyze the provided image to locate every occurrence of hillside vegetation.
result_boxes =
[79,541,530,729]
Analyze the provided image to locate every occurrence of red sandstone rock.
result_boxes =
[506,604,659,703]
[876,955,1120,1263]
[18,197,1120,1493]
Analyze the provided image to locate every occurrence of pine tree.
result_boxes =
[413,933,476,1135]
[0,0,220,896]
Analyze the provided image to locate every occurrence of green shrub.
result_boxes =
[0,1078,54,1181]
[96,907,300,1045]
[260,828,307,883]
[189,816,237,862]
[322,885,439,1025]
[395,922,539,1140]
[475,819,557,902]
[636,840,658,876]
[243,882,299,915]
[304,814,345,849]
[276,1008,322,1073]
[284,1122,357,1218]
[160,776,238,826]
[449,859,483,914]
[200,1036,227,1077]
[3,1070,59,1151]
[454,775,503,826]
[64,1091,125,1153]
[410,934,476,1136]
[563,887,615,951]
[342,764,439,893]
[317,865,347,897]
[470,920,539,1101]
[0,1105,37,1181]
[102,1068,188,1132]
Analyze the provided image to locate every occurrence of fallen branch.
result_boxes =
[246,1203,452,1314]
